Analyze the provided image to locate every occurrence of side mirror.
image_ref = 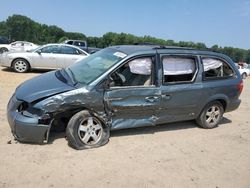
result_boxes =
[36,49,42,54]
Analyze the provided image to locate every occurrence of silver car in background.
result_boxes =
[0,44,89,72]
[0,41,39,54]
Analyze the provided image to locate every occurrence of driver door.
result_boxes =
[104,55,161,130]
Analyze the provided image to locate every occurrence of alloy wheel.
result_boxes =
[77,116,103,146]
[14,60,28,72]
[205,105,221,127]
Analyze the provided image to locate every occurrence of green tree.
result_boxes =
[58,36,68,43]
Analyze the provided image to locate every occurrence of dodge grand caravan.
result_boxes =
[7,45,243,149]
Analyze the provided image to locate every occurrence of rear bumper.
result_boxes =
[225,99,241,112]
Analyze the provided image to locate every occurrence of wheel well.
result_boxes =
[216,99,227,111]
[11,58,30,68]
[50,108,88,132]
[50,107,107,132]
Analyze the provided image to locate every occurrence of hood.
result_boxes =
[15,71,75,103]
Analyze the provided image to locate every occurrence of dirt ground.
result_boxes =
[0,66,249,188]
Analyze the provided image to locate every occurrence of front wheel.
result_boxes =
[196,101,224,129]
[66,110,110,150]
[12,59,30,73]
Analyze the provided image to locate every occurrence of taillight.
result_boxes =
[237,80,243,94]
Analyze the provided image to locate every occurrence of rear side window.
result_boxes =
[162,57,197,84]
[61,46,80,55]
[202,57,234,79]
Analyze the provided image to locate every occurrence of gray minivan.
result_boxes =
[7,45,243,149]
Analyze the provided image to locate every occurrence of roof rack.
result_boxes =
[133,42,223,53]
[133,42,196,50]
[134,42,160,46]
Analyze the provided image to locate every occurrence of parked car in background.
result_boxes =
[0,41,39,54]
[63,39,100,54]
[235,63,250,79]
[0,44,88,72]
[7,45,243,149]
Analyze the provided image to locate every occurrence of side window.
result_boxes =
[110,57,153,87]
[67,41,73,45]
[40,46,60,54]
[162,56,196,84]
[202,57,234,79]
[61,46,79,55]
[74,41,85,47]
[11,42,20,47]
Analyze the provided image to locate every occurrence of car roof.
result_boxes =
[11,41,33,44]
[109,45,226,58]
[40,43,89,55]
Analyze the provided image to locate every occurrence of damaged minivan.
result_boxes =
[7,45,243,149]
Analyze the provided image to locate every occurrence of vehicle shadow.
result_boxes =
[48,132,66,144]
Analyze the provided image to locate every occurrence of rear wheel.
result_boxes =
[196,101,224,129]
[66,110,110,150]
[12,59,30,73]
[0,47,8,54]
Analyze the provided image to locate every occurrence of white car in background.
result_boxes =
[0,41,39,54]
[235,63,250,79]
[0,44,89,72]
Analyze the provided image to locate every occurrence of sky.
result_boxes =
[0,0,250,49]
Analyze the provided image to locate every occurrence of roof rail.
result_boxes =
[153,46,195,50]
[133,42,166,49]
[134,42,160,46]
[133,42,223,52]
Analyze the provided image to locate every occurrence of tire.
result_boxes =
[242,73,247,79]
[66,110,110,150]
[196,101,224,129]
[0,47,8,54]
[12,59,30,73]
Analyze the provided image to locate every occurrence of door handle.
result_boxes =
[108,97,123,101]
[162,94,171,100]
[145,96,159,103]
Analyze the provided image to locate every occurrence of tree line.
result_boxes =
[0,14,249,63]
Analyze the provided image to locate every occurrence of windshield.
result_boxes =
[65,48,127,85]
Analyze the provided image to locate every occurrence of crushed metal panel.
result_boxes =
[104,87,161,129]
